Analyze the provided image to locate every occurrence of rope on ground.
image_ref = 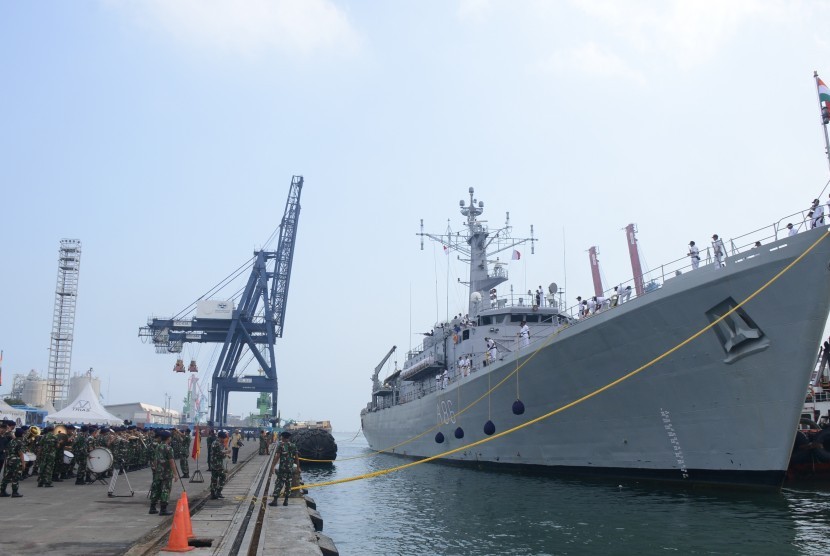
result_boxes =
[293,228,830,490]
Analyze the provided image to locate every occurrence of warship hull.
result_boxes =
[363,227,830,487]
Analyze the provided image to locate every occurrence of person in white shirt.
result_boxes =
[442,369,449,389]
[787,223,797,237]
[711,234,726,268]
[487,337,498,363]
[435,374,441,390]
[811,199,825,228]
[587,297,597,314]
[519,320,530,348]
[596,295,608,311]
[688,241,700,269]
[620,286,632,303]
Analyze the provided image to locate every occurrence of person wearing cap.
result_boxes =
[711,234,726,268]
[787,222,797,237]
[149,429,178,515]
[1,428,26,497]
[270,431,300,507]
[209,431,229,500]
[688,241,700,270]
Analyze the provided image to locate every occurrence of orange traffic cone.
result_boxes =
[162,499,194,552]
[181,493,195,538]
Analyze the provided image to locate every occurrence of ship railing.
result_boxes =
[560,208,814,322]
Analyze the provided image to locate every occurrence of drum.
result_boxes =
[88,447,113,473]
[63,450,74,465]
[23,452,36,462]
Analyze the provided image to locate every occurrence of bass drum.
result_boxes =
[63,450,74,465]
[23,452,37,463]
[88,447,113,473]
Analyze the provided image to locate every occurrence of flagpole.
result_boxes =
[813,71,830,175]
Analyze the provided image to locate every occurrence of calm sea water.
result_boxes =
[301,433,830,556]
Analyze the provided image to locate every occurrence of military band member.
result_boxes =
[38,426,57,488]
[0,428,26,497]
[72,426,90,485]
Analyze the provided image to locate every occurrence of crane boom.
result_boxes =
[371,345,397,392]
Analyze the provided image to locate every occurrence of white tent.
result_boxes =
[45,382,122,426]
[0,399,26,424]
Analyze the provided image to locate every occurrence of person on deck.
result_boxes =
[711,234,726,268]
[688,241,700,269]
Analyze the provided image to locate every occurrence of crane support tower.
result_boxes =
[139,176,304,426]
[47,239,82,407]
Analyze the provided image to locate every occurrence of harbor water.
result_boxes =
[303,432,830,555]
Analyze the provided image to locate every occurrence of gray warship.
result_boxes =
[361,187,830,488]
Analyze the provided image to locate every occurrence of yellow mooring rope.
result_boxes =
[294,228,830,486]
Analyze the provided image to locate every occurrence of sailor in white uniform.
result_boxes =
[688,241,700,269]
[711,234,726,268]
[811,199,825,228]
[519,320,530,348]
[787,223,797,237]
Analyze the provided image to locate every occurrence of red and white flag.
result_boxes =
[512,249,521,260]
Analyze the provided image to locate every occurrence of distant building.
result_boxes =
[105,402,181,426]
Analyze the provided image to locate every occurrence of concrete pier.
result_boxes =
[0,438,337,556]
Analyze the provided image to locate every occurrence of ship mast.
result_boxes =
[418,187,536,317]
[588,246,603,297]
[625,224,645,296]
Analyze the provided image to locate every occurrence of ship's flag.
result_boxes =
[192,427,200,460]
[818,76,830,123]
[512,249,521,260]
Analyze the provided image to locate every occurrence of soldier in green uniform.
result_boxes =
[269,431,300,507]
[37,426,58,488]
[112,428,128,473]
[73,426,90,485]
[53,427,70,482]
[1,427,26,497]
[209,431,228,500]
[149,430,178,516]
[179,428,191,478]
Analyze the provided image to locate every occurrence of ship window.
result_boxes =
[462,329,470,341]
[480,316,492,325]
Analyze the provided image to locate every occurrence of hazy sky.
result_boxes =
[3,0,830,431]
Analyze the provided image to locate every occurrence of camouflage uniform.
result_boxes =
[180,431,191,477]
[271,439,298,503]
[149,438,176,515]
[112,435,128,471]
[259,432,268,455]
[72,431,89,484]
[38,431,58,487]
[209,436,227,499]
[1,436,24,496]
[54,430,69,481]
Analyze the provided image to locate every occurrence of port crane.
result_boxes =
[139,176,304,426]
